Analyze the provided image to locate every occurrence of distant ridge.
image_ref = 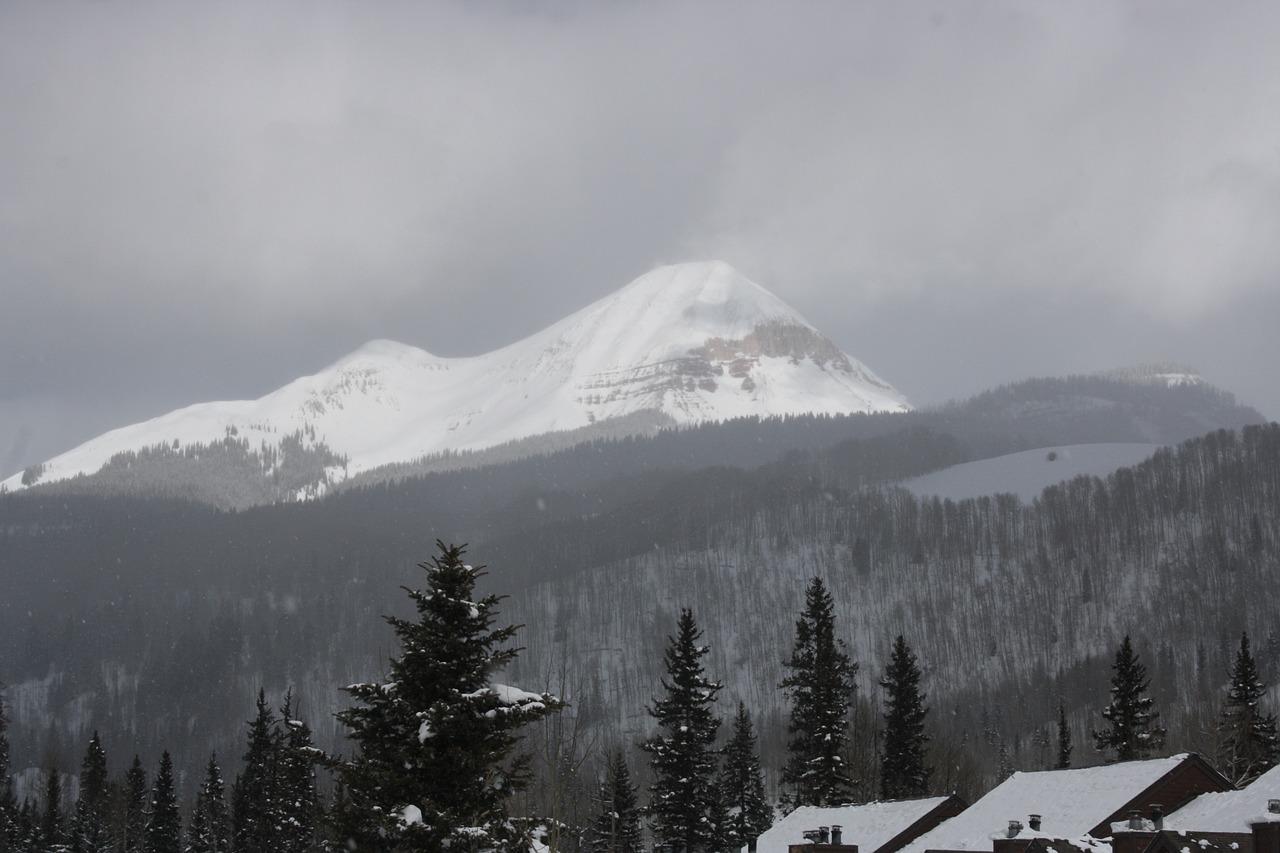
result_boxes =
[1097,362,1206,388]
[2,261,909,496]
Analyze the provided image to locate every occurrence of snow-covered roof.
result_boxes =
[754,798,955,853]
[1165,762,1280,832]
[899,756,1193,853]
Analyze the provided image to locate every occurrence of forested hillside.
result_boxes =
[0,377,1271,806]
[507,424,1280,794]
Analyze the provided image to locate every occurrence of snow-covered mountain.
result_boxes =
[3,261,909,494]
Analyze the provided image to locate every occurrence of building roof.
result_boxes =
[1166,763,1280,832]
[1140,830,1253,853]
[900,755,1199,853]
[755,798,958,853]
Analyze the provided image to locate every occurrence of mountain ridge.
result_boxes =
[2,261,909,493]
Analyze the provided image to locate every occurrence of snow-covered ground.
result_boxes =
[902,443,1163,503]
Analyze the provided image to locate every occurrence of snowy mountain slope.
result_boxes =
[2,261,909,493]
[901,443,1164,503]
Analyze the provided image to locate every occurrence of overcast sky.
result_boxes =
[3,1,1280,478]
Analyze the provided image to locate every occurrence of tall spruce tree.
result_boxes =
[332,542,562,852]
[1217,632,1280,785]
[718,703,773,853]
[122,758,148,853]
[276,693,319,853]
[187,754,230,853]
[879,635,931,800]
[0,688,16,853]
[145,752,181,853]
[41,767,67,853]
[588,749,642,853]
[1093,635,1166,761]
[71,732,111,853]
[232,690,280,853]
[1056,703,1072,769]
[780,577,857,809]
[16,799,38,853]
[642,608,723,853]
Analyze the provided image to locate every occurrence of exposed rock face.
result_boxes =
[698,322,852,369]
[574,357,721,414]
[572,321,904,422]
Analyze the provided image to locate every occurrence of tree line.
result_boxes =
[0,684,323,853]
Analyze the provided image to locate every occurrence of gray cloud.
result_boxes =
[3,1,1280,475]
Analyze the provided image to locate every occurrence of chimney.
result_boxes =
[1270,799,1280,814]
[1129,811,1143,830]
[820,827,831,844]
[1008,821,1024,838]
[832,826,843,845]
[1151,805,1163,830]
[1029,815,1042,832]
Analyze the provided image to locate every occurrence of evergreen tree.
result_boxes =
[0,688,17,853]
[71,732,111,853]
[780,578,857,808]
[642,609,723,853]
[879,635,931,800]
[232,690,280,853]
[1056,703,1072,770]
[276,693,319,853]
[145,752,181,853]
[16,799,37,853]
[187,755,230,853]
[588,749,642,853]
[186,804,207,853]
[122,757,149,853]
[996,741,1014,782]
[42,767,67,853]
[1093,635,1167,761]
[1217,632,1280,785]
[717,703,772,853]
[332,542,562,851]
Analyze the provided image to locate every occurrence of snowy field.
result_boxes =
[902,443,1163,502]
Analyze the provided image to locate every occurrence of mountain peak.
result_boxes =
[342,338,432,360]
[608,260,802,336]
[325,338,443,372]
[538,261,815,375]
